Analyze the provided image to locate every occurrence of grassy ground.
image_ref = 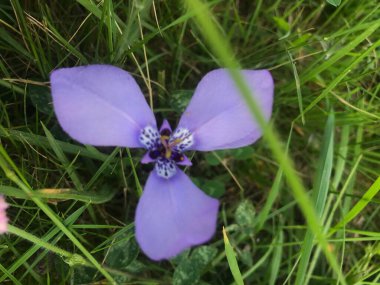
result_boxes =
[0,0,379,284]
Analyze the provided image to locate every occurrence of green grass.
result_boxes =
[0,0,379,284]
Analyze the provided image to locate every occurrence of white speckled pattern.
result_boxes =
[155,158,177,179]
[170,128,194,152]
[139,126,160,150]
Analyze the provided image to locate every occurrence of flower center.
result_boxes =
[149,128,188,163]
[140,125,194,179]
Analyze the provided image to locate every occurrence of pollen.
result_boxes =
[165,149,172,159]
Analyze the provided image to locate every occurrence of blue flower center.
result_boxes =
[139,125,194,179]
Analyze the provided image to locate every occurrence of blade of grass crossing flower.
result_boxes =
[0,145,116,284]
[184,1,346,283]
[42,123,83,191]
[223,227,244,285]
[295,112,335,285]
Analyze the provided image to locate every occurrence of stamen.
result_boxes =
[169,128,194,152]
[165,149,172,159]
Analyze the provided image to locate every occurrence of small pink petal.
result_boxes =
[0,196,8,234]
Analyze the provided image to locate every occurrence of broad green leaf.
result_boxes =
[105,237,139,269]
[203,180,225,198]
[169,90,193,113]
[173,246,217,285]
[272,16,290,32]
[205,152,221,166]
[229,147,255,160]
[28,84,52,115]
[234,200,256,234]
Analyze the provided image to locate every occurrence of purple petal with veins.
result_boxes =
[50,65,156,147]
[135,169,219,260]
[177,69,274,151]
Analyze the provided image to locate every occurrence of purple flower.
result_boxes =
[0,196,8,234]
[50,65,274,260]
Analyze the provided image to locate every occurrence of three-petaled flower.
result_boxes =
[50,65,274,260]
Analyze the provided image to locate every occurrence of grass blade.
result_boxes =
[332,176,380,232]
[223,227,244,285]
[0,145,116,284]
[295,112,335,285]
[184,1,346,283]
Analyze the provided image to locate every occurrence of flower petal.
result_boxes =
[154,158,177,179]
[175,154,192,166]
[177,69,274,151]
[139,126,160,150]
[0,196,8,234]
[50,65,156,147]
[159,119,172,133]
[140,152,155,164]
[135,170,219,260]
